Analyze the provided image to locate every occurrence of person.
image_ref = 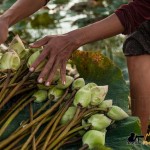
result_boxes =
[0,0,149,135]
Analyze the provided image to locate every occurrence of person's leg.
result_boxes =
[127,55,150,135]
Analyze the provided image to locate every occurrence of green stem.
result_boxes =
[14,86,35,96]
[79,144,89,150]
[35,91,75,146]
[21,118,46,150]
[47,105,81,149]
[0,93,33,126]
[0,69,11,102]
[29,103,36,150]
[35,104,64,146]
[0,72,32,109]
[0,97,34,137]
[14,98,52,132]
[0,89,69,149]
[42,97,74,150]
[53,132,79,150]
[4,132,28,150]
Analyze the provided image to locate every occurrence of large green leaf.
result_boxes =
[106,117,150,150]
[72,50,129,111]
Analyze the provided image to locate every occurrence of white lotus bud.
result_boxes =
[9,35,29,59]
[88,114,111,131]
[83,130,106,149]
[72,78,85,90]
[99,100,113,111]
[73,87,91,108]
[48,86,65,102]
[107,105,129,120]
[0,51,20,71]
[27,51,47,72]
[90,86,108,106]
[33,90,48,103]
[56,76,74,89]
[60,106,76,124]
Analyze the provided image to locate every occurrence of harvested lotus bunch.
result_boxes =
[0,36,129,150]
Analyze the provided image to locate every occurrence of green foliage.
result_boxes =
[72,50,129,111]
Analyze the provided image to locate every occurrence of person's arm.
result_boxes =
[115,0,150,34]
[0,0,47,44]
[29,13,125,86]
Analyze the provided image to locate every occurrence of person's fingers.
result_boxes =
[29,46,49,72]
[37,56,55,83]
[29,36,50,48]
[60,60,66,85]
[45,59,60,86]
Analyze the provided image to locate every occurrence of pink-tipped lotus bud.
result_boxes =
[33,90,48,103]
[72,78,85,90]
[56,76,74,89]
[0,51,20,71]
[88,114,111,131]
[48,86,65,102]
[107,105,129,120]
[60,106,76,125]
[82,130,106,149]
[90,85,108,106]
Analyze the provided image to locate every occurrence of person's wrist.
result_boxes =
[67,29,86,47]
[0,15,11,27]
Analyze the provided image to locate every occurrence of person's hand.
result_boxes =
[0,17,9,44]
[29,33,81,86]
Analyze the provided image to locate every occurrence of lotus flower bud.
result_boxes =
[48,86,65,102]
[0,51,20,71]
[84,83,97,89]
[83,130,106,149]
[90,86,108,106]
[99,100,113,111]
[88,114,111,131]
[107,106,129,120]
[33,90,48,103]
[37,84,54,90]
[27,51,47,72]
[60,106,76,125]
[0,53,3,60]
[52,69,60,83]
[73,87,91,108]
[56,76,74,89]
[72,78,85,90]
[9,35,29,59]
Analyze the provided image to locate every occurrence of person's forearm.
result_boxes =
[69,14,124,46]
[0,0,46,26]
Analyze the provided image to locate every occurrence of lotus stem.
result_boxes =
[47,105,81,149]
[0,97,34,137]
[29,103,36,150]
[42,97,74,150]
[0,92,33,126]
[21,118,46,150]
[0,69,11,102]
[79,144,89,150]
[0,89,68,149]
[0,72,32,109]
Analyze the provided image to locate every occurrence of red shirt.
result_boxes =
[115,0,150,35]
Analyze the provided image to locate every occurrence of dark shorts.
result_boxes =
[123,21,150,56]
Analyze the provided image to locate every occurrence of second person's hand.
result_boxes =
[29,33,81,86]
